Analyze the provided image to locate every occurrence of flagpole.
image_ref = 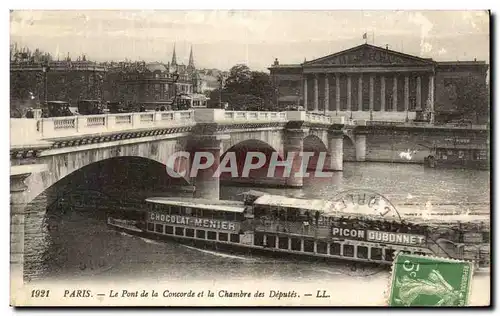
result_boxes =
[372,32,375,45]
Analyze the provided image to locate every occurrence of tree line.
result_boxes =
[205,64,278,111]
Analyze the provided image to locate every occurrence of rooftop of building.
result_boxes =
[269,43,488,70]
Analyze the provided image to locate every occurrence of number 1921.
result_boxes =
[31,289,50,298]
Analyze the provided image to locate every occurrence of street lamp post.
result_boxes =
[42,62,50,104]
[172,71,180,110]
[217,73,226,109]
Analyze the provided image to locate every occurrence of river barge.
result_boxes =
[107,190,490,270]
[423,136,489,170]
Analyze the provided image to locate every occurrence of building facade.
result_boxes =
[269,44,488,122]
[104,45,200,107]
[10,45,203,112]
[10,60,106,110]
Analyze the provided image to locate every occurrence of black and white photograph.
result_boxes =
[8,9,490,307]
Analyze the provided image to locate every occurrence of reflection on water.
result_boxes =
[23,162,490,283]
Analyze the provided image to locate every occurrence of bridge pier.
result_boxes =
[191,136,223,200]
[10,170,32,303]
[328,130,344,171]
[189,122,230,200]
[284,128,307,188]
[355,134,367,162]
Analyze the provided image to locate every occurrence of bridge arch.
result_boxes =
[220,139,284,179]
[20,149,191,207]
[303,134,328,171]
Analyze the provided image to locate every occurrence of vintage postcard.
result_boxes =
[9,10,490,307]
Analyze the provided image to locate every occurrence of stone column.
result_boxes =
[416,76,422,110]
[191,132,229,200]
[335,74,340,113]
[369,75,374,118]
[347,75,352,112]
[303,76,308,111]
[284,128,306,187]
[355,134,367,162]
[324,74,329,114]
[380,76,386,112]
[392,76,398,112]
[358,75,363,112]
[328,130,343,171]
[314,75,319,112]
[404,75,410,119]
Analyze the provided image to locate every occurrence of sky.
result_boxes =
[10,10,490,71]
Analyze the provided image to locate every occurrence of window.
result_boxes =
[330,243,341,255]
[230,234,240,243]
[155,224,164,233]
[458,151,465,159]
[266,235,276,248]
[175,227,184,236]
[278,237,289,249]
[185,207,192,216]
[291,238,301,251]
[219,232,228,241]
[207,231,217,240]
[165,225,174,235]
[385,249,395,261]
[185,229,194,237]
[147,223,154,231]
[357,246,368,259]
[196,230,206,239]
[316,241,327,254]
[254,232,264,246]
[213,211,225,220]
[170,206,180,215]
[371,247,382,260]
[304,240,315,253]
[343,245,354,257]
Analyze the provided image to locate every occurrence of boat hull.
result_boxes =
[108,220,490,272]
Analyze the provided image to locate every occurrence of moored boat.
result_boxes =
[107,190,490,270]
[424,136,489,170]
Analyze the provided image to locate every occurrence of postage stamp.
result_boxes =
[388,253,474,307]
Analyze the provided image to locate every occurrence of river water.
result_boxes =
[22,162,490,304]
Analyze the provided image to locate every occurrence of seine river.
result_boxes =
[23,162,490,303]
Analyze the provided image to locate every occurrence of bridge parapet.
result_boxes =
[11,109,352,147]
[193,108,289,123]
[11,110,196,145]
[304,112,344,125]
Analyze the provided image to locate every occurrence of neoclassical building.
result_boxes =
[269,43,488,122]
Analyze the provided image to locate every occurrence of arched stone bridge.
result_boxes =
[10,109,374,206]
[11,108,488,206]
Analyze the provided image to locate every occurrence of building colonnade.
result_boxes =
[302,72,435,118]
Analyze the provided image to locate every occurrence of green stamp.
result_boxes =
[388,253,473,307]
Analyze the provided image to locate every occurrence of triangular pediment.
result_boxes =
[304,44,434,66]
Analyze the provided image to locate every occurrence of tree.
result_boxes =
[225,64,252,95]
[220,64,277,111]
[249,71,276,109]
[453,77,490,124]
[206,88,222,108]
